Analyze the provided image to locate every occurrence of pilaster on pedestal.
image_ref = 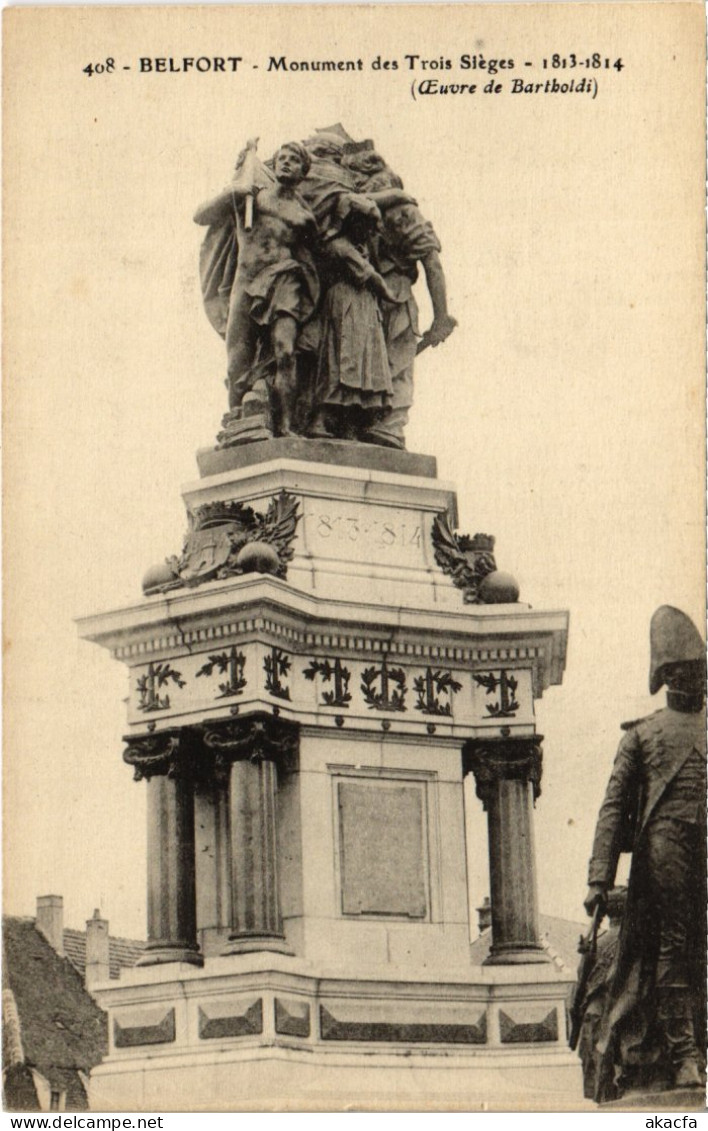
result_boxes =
[123,733,203,967]
[463,736,549,965]
[201,716,298,955]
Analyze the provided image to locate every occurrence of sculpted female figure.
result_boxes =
[308,204,395,442]
[342,141,457,449]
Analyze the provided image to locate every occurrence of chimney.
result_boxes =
[36,895,64,955]
[477,895,492,933]
[85,909,110,989]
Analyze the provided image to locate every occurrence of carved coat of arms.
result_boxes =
[431,513,497,604]
[144,490,300,594]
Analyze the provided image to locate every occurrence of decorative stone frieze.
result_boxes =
[196,647,247,699]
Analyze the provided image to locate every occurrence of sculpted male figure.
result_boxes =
[584,606,706,1101]
[194,141,318,436]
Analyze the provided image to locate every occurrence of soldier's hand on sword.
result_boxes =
[584,885,607,916]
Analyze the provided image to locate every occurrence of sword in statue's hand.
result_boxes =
[416,314,458,355]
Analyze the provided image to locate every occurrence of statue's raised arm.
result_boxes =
[195,139,319,439]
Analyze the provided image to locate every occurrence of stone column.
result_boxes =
[202,716,298,955]
[124,733,203,967]
[194,775,233,955]
[463,736,549,965]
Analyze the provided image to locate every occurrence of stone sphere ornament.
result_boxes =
[235,540,281,576]
[478,570,520,604]
[142,561,179,594]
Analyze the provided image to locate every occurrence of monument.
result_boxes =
[77,125,580,1110]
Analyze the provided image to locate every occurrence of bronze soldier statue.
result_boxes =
[584,606,706,1101]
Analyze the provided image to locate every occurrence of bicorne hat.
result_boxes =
[649,605,705,694]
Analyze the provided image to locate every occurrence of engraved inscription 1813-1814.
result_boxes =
[313,513,421,551]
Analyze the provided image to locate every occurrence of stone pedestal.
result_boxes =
[78,442,578,1109]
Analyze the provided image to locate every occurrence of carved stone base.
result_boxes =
[91,959,582,1111]
[484,946,550,966]
[221,935,293,957]
[136,944,203,968]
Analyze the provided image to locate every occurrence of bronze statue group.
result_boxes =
[194,124,456,449]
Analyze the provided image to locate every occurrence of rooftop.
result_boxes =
[3,917,107,1105]
[469,912,586,973]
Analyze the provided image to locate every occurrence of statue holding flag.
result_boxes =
[194,139,319,437]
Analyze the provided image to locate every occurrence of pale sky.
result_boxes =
[4,3,704,940]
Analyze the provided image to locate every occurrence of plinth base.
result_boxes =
[90,955,582,1111]
[485,946,551,966]
[221,934,293,956]
[601,1088,706,1111]
[196,435,437,480]
[90,1043,586,1112]
[136,946,203,968]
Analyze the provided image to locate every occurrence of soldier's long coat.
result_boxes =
[587,706,706,1102]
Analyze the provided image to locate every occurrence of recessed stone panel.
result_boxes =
[198,997,263,1040]
[320,1002,486,1044]
[113,1007,176,1048]
[499,1004,558,1044]
[338,780,428,918]
[274,997,311,1039]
